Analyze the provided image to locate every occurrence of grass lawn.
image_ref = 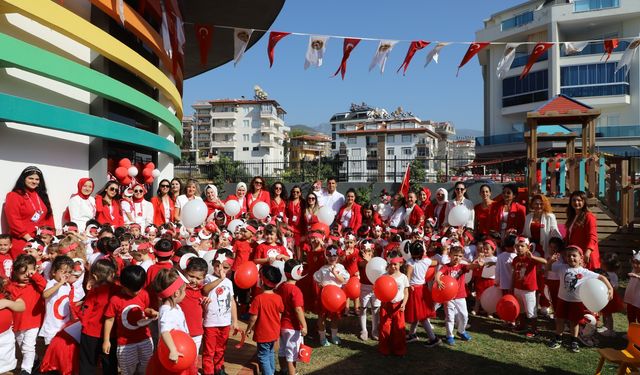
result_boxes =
[294,310,631,375]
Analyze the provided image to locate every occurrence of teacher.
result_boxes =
[4,166,55,259]
[565,190,600,269]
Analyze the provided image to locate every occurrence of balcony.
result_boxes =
[301,143,326,152]
[501,11,534,31]
[574,0,619,12]
[210,140,235,147]
[260,125,277,134]
[210,111,237,119]
[260,138,279,148]
[211,126,235,134]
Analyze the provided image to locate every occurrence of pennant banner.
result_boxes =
[117,0,125,24]
[520,42,553,79]
[333,38,361,79]
[496,43,520,79]
[424,42,449,67]
[397,40,430,75]
[602,38,619,62]
[176,16,186,55]
[267,31,291,67]
[304,35,329,70]
[195,24,213,66]
[161,6,172,58]
[457,42,489,76]
[564,41,589,55]
[615,38,640,76]
[234,28,253,66]
[369,40,397,73]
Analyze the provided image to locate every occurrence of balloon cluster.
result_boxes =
[114,158,161,187]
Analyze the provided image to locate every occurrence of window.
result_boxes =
[417,147,428,157]
[502,70,549,107]
[501,11,534,31]
[560,62,629,98]
[347,137,357,144]
[401,135,412,142]
[402,147,412,156]
[243,134,250,142]
[242,147,249,151]
[387,135,395,143]
[221,151,234,158]
[253,146,259,151]
[574,0,619,12]
[607,115,620,126]
[387,148,394,156]
[351,148,361,158]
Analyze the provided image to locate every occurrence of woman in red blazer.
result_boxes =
[488,184,526,237]
[301,191,320,233]
[405,191,425,228]
[565,190,600,269]
[270,181,287,218]
[285,185,305,245]
[474,184,494,237]
[95,180,125,227]
[336,188,362,233]
[150,179,175,226]
[246,176,271,219]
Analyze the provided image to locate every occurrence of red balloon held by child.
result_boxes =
[321,284,346,313]
[431,275,458,303]
[496,294,520,322]
[343,277,361,299]
[157,330,196,371]
[374,275,397,302]
[234,262,258,289]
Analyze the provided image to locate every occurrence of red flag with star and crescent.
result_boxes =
[399,163,411,198]
[603,38,619,62]
[397,40,430,75]
[333,38,361,79]
[457,42,490,76]
[520,42,553,79]
[267,31,291,67]
[195,24,213,66]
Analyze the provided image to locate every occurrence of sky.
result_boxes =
[183,0,527,131]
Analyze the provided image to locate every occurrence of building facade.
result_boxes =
[289,134,332,162]
[451,138,477,168]
[475,0,640,157]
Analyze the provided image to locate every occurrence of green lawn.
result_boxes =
[294,311,631,375]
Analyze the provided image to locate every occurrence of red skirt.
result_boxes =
[601,292,624,315]
[555,299,588,323]
[405,285,435,323]
[474,278,494,299]
[545,279,560,310]
[40,330,79,375]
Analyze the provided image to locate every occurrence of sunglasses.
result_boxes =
[275,187,282,190]
[107,187,117,192]
[160,185,170,188]
[134,190,144,193]
[307,197,316,200]
[254,181,263,185]
[455,188,465,191]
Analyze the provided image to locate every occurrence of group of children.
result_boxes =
[0,207,639,375]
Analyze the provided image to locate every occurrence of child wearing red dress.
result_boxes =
[297,232,325,314]
[276,260,307,375]
[103,265,158,375]
[512,237,547,336]
[598,253,624,336]
[342,233,360,314]
[246,265,284,375]
[0,276,25,374]
[6,254,44,375]
[378,251,409,356]
[0,234,13,278]
[232,226,255,315]
[253,224,290,266]
[145,239,175,310]
[313,245,350,346]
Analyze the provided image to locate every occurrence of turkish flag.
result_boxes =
[298,344,313,363]
[457,42,490,76]
[603,38,619,62]
[333,38,361,79]
[520,42,553,79]
[397,40,430,75]
[267,31,290,67]
[195,24,214,66]
[399,163,411,198]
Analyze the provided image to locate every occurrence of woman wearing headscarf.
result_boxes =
[121,183,154,228]
[4,166,55,258]
[203,184,224,218]
[431,187,449,231]
[151,179,175,226]
[226,182,248,219]
[95,180,124,227]
[419,187,433,220]
[67,178,96,232]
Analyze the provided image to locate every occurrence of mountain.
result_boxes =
[289,123,332,137]
[455,128,483,139]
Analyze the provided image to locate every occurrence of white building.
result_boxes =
[451,138,477,168]
[182,88,289,176]
[330,104,440,182]
[475,0,640,158]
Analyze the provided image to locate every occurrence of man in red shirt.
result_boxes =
[276,260,307,375]
[512,236,547,337]
[246,266,284,375]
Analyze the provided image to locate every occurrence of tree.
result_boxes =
[280,158,336,183]
[409,159,429,193]
[355,183,374,206]
[289,128,308,138]
[201,157,250,194]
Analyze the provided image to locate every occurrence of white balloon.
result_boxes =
[317,206,335,225]
[201,250,217,275]
[448,205,470,227]
[152,169,161,178]
[271,260,287,285]
[399,240,412,261]
[181,200,208,228]
[579,278,609,312]
[252,201,270,220]
[127,166,139,177]
[365,256,388,283]
[227,219,244,234]
[224,200,241,217]
[480,286,502,314]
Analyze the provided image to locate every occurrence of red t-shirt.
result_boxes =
[342,251,359,276]
[254,243,288,260]
[248,292,283,343]
[512,256,538,291]
[6,272,46,331]
[145,262,173,309]
[104,289,152,346]
[276,283,304,330]
[179,286,205,337]
[232,239,254,271]
[529,221,542,245]
[0,306,12,332]
[439,263,469,299]
[73,283,119,338]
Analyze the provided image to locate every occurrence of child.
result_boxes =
[6,254,46,375]
[544,237,565,314]
[435,245,481,345]
[0,276,26,374]
[103,265,158,375]
[246,266,284,375]
[0,234,12,278]
[146,239,175,311]
[624,250,640,324]
[342,234,360,315]
[472,239,497,316]
[298,232,325,315]
[379,251,410,356]
[39,255,74,345]
[202,250,238,375]
[512,236,547,337]
[313,245,350,346]
[495,233,517,294]
[76,259,118,375]
[357,239,380,341]
[599,252,624,336]
[131,240,154,271]
[180,257,208,367]
[405,241,441,347]
[547,245,613,353]
[253,224,290,265]
[276,260,307,375]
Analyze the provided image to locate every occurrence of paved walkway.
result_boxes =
[220,320,259,375]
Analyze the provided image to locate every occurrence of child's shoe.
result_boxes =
[424,337,442,347]
[457,331,472,341]
[445,336,455,346]
[320,338,331,347]
[548,337,562,349]
[331,336,341,345]
[569,341,580,353]
[406,333,419,343]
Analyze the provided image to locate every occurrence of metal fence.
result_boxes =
[174,156,528,184]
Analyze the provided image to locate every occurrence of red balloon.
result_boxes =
[234,262,258,289]
[144,176,154,184]
[425,267,436,281]
[309,223,330,238]
[120,176,132,185]
[321,285,347,313]
[496,295,520,322]
[142,168,153,178]
[343,277,361,299]
[115,167,128,180]
[118,158,132,168]
[157,330,196,371]
[146,162,156,170]
[374,275,398,302]
[431,275,459,303]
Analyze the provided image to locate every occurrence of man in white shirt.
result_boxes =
[319,177,345,214]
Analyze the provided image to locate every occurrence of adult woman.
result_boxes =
[121,184,154,228]
[203,184,224,219]
[226,182,248,219]
[523,194,561,257]
[4,166,55,258]
[419,187,433,220]
[431,188,449,231]
[270,181,287,218]
[67,178,96,232]
[565,190,600,269]
[445,182,474,229]
[246,176,271,219]
[285,185,305,246]
[150,179,175,226]
[336,188,362,232]
[95,181,124,227]
[489,184,526,237]
[474,184,494,236]
[170,178,183,201]
[361,204,382,227]
[405,191,425,228]
[302,191,320,231]
[388,194,406,228]
[174,179,202,220]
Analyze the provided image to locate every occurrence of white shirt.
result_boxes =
[203,277,234,327]
[138,259,153,272]
[313,264,350,287]
[319,191,345,214]
[159,304,189,334]
[68,195,96,232]
[553,264,599,302]
[480,256,498,279]
[495,251,517,290]
[445,198,475,229]
[388,206,406,228]
[624,277,640,307]
[340,209,353,229]
[176,195,203,210]
[407,258,432,286]
[391,273,410,303]
[121,200,154,228]
[39,280,72,342]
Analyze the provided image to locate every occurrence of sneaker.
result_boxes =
[445,336,455,346]
[331,336,341,345]
[569,341,580,353]
[470,310,477,316]
[406,333,419,343]
[424,337,442,348]
[371,335,379,341]
[525,331,536,338]
[20,371,31,375]
[548,339,562,349]
[487,314,495,319]
[457,331,472,341]
[320,338,331,347]
[359,331,368,341]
